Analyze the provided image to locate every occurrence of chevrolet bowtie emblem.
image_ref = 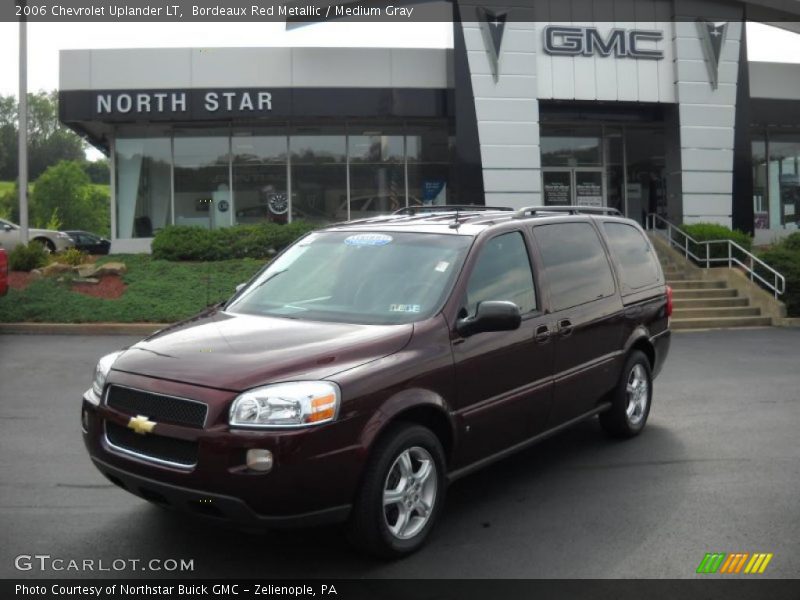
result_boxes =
[127,414,156,435]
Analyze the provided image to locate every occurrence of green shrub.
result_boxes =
[779,231,800,252]
[59,246,88,266]
[152,221,317,261]
[678,222,753,261]
[8,242,49,272]
[758,246,800,317]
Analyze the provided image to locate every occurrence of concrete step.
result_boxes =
[673,297,750,309]
[672,306,761,319]
[668,279,728,290]
[663,272,690,280]
[672,288,738,299]
[671,315,773,330]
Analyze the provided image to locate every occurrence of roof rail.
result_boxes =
[513,206,623,219]
[393,205,513,216]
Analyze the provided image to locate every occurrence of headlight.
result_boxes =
[57,232,71,239]
[229,381,340,428]
[92,351,123,398]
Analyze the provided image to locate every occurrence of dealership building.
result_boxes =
[58,1,800,252]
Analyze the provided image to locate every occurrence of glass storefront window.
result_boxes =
[541,127,602,167]
[407,124,452,206]
[173,133,231,229]
[290,130,347,224]
[232,130,289,225]
[349,130,405,218]
[111,121,452,238]
[115,137,171,238]
[768,135,800,229]
[625,128,666,226]
[752,135,768,229]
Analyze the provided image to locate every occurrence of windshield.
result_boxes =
[227,231,472,325]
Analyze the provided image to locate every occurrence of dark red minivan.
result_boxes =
[82,206,671,557]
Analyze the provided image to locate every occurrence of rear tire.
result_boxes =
[348,423,446,558]
[599,350,652,438]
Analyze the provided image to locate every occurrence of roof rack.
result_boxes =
[393,205,513,216]
[513,206,623,219]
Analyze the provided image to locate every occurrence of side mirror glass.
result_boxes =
[456,300,521,337]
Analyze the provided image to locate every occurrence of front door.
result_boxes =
[451,230,555,466]
[542,169,605,208]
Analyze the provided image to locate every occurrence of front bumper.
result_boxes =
[81,375,366,527]
[91,457,350,528]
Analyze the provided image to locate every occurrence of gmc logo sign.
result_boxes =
[543,26,664,60]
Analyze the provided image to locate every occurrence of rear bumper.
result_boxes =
[650,328,671,379]
[92,457,351,528]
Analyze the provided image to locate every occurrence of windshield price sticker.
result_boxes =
[389,304,421,313]
[344,234,393,247]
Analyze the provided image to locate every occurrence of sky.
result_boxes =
[0,21,799,98]
[0,20,797,160]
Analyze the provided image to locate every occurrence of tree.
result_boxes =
[83,158,110,184]
[0,91,86,181]
[31,161,109,235]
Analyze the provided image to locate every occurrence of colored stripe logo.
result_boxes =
[697,552,773,574]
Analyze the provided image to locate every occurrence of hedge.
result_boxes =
[8,242,49,272]
[758,234,800,317]
[677,223,753,262]
[151,221,318,261]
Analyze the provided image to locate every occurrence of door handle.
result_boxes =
[558,319,573,337]
[534,324,551,343]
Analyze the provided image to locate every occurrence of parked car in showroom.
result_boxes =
[63,230,111,255]
[0,218,75,253]
[81,205,671,558]
[0,248,8,296]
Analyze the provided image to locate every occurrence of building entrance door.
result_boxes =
[542,169,605,208]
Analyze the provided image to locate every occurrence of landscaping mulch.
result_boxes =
[8,271,33,291]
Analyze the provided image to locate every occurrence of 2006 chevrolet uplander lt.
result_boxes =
[82,206,671,557]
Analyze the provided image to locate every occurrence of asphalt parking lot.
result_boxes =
[1,328,798,579]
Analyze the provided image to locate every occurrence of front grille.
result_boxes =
[106,385,207,428]
[105,421,198,467]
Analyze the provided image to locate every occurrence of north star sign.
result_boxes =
[94,89,273,118]
[543,26,664,60]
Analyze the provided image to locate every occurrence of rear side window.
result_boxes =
[533,222,615,311]
[465,231,537,316]
[603,222,660,290]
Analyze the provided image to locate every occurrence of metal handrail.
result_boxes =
[645,213,786,298]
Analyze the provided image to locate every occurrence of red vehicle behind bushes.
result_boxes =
[0,248,8,296]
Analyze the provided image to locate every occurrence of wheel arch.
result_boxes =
[624,328,656,371]
[359,389,456,466]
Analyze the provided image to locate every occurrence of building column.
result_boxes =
[674,21,743,227]
[459,19,541,209]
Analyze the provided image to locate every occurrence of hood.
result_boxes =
[112,309,413,391]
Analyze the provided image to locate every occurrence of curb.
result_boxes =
[0,323,169,336]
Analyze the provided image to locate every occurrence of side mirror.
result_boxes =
[456,301,521,337]
[2,224,11,232]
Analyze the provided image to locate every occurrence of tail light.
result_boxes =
[665,285,673,318]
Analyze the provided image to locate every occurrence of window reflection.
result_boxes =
[290,131,347,224]
[115,137,171,238]
[173,133,231,229]
[232,130,288,225]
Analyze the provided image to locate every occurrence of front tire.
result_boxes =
[348,423,446,558]
[599,350,653,438]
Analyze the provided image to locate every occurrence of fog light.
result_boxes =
[246,449,273,472]
[81,408,89,433]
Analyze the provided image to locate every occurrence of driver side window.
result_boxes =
[465,231,537,316]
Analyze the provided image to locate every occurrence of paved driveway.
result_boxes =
[0,329,798,578]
